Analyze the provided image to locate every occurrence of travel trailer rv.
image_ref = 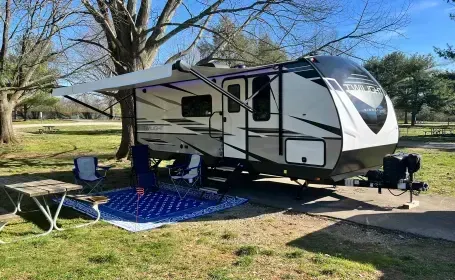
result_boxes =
[53,56,428,194]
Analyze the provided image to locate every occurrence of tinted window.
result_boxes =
[227,84,241,113]
[181,95,212,117]
[311,56,387,134]
[252,76,271,121]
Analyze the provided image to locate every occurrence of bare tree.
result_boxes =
[79,0,408,158]
[0,0,99,143]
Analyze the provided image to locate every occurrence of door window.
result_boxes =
[252,76,271,121]
[227,84,241,113]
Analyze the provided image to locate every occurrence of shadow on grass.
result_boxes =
[287,212,455,280]
[27,129,122,136]
[0,154,117,170]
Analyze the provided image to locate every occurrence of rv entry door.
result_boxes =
[222,78,247,159]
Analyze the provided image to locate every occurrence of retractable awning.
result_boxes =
[52,60,254,114]
[52,64,174,96]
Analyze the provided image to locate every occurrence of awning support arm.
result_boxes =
[244,74,279,105]
[100,91,135,113]
[174,61,254,112]
[63,95,113,119]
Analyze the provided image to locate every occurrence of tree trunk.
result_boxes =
[404,109,408,124]
[115,89,135,159]
[109,103,114,119]
[0,100,17,143]
[411,111,417,126]
[23,105,28,121]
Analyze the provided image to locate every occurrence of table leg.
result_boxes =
[2,188,23,214]
[53,192,102,231]
[0,195,55,244]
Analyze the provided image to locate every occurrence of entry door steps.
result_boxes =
[214,166,236,172]
[200,163,243,202]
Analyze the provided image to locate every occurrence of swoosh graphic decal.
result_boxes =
[136,96,164,110]
[291,116,341,136]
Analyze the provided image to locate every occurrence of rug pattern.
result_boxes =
[61,183,248,232]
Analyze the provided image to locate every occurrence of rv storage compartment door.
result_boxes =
[285,139,325,166]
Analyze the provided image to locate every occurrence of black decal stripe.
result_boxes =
[163,118,196,123]
[142,138,169,143]
[186,127,222,133]
[177,138,211,157]
[162,84,197,96]
[295,70,319,79]
[137,131,197,135]
[223,142,273,163]
[136,97,164,110]
[291,116,342,136]
[311,78,328,88]
[153,95,181,106]
[240,128,300,134]
[138,123,171,126]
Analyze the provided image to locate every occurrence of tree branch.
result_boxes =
[165,14,213,64]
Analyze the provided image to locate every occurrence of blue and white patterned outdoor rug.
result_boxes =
[61,183,248,232]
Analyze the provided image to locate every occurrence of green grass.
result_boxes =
[397,147,455,196]
[0,125,455,279]
[12,119,78,125]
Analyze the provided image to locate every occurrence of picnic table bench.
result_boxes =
[38,125,60,134]
[0,175,108,243]
[423,127,455,136]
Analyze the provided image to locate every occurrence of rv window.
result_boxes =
[181,95,212,117]
[252,76,271,121]
[227,84,241,113]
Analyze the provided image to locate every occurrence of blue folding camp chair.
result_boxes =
[168,154,202,199]
[73,156,111,193]
[131,145,157,190]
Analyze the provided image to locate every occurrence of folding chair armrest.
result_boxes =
[167,164,186,169]
[184,166,200,172]
[98,165,112,171]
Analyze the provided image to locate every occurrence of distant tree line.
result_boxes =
[364,52,455,126]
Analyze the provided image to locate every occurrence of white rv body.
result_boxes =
[53,56,399,182]
[133,57,398,182]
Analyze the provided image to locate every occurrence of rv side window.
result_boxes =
[181,95,212,117]
[252,76,271,121]
[227,84,241,113]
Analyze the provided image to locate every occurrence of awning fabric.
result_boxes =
[52,64,248,96]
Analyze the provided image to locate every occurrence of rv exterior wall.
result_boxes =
[134,56,399,182]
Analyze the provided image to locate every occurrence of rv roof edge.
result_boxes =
[52,64,174,96]
[174,60,191,73]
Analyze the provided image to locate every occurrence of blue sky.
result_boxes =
[155,0,455,66]
[357,0,455,63]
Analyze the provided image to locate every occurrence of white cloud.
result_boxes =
[410,0,440,13]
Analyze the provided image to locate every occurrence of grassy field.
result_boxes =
[0,125,455,279]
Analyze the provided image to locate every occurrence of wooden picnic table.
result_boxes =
[0,175,83,243]
[428,127,453,135]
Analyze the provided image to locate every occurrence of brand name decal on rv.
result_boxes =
[138,125,164,131]
[343,84,384,95]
